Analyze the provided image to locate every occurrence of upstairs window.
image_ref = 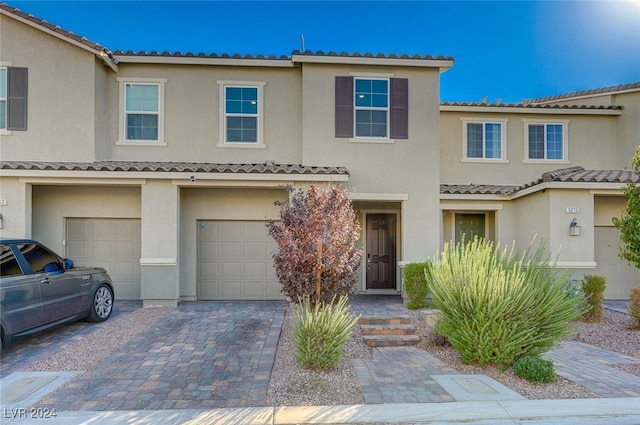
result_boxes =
[217,81,265,147]
[117,78,166,145]
[526,122,567,161]
[336,76,408,140]
[0,68,6,130]
[0,66,28,132]
[462,119,507,161]
[355,78,388,138]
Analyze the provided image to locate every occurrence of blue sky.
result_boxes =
[10,1,640,103]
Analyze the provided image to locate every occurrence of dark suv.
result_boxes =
[0,238,114,349]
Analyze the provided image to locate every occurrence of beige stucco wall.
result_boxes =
[0,15,98,161]
[30,185,141,254]
[179,187,288,299]
[299,63,442,263]
[0,177,32,238]
[613,92,640,167]
[104,64,302,164]
[440,111,619,185]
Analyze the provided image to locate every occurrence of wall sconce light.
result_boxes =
[0,213,3,229]
[569,218,581,236]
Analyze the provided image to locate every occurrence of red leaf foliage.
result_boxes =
[266,185,363,303]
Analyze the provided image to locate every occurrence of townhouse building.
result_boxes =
[1,3,637,306]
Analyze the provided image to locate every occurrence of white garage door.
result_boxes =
[594,226,640,300]
[197,220,283,300]
[66,218,141,300]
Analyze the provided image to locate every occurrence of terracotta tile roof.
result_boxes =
[440,184,520,195]
[524,82,640,104]
[1,2,108,54]
[113,51,291,61]
[0,161,348,175]
[291,50,454,62]
[441,167,638,196]
[440,101,622,111]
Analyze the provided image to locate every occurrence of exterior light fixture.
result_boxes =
[569,218,581,236]
[0,213,3,229]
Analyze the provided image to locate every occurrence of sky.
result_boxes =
[9,0,640,103]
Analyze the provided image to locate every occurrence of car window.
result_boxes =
[0,244,24,277]
[16,243,61,274]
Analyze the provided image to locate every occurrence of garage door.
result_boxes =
[594,226,640,300]
[198,220,283,300]
[66,218,141,300]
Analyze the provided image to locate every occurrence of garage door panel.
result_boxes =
[244,241,267,257]
[244,262,266,277]
[198,220,283,300]
[220,241,243,257]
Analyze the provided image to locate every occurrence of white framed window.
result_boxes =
[217,80,265,148]
[117,78,166,145]
[461,118,508,162]
[523,120,569,163]
[354,78,389,138]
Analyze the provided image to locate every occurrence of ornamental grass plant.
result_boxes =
[429,237,583,367]
[292,295,360,369]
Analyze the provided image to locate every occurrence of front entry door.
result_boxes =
[366,213,396,290]
[455,213,486,243]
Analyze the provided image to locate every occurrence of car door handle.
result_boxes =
[40,278,51,284]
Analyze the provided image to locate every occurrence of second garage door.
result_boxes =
[197,220,283,300]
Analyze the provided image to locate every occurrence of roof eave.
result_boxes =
[440,104,623,115]
[291,54,454,70]
[113,54,295,68]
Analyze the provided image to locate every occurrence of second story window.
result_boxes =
[0,66,28,132]
[217,81,265,147]
[462,119,507,161]
[355,78,388,138]
[335,76,408,141]
[117,78,166,145]
[225,86,258,142]
[0,68,6,130]
[526,122,567,161]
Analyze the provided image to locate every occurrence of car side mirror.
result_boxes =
[64,259,75,270]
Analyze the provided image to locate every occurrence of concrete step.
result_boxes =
[358,316,412,326]
[363,334,420,347]
[360,323,416,336]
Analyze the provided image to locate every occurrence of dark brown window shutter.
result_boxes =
[335,76,354,138]
[390,78,408,139]
[7,67,28,131]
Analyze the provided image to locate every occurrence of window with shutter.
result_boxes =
[2,67,28,131]
[335,76,408,139]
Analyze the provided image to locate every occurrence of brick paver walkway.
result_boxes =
[544,341,640,398]
[353,347,459,403]
[31,301,286,411]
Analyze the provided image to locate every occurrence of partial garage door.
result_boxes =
[594,226,640,300]
[66,218,141,300]
[198,220,283,300]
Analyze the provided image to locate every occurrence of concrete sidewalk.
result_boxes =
[3,398,640,424]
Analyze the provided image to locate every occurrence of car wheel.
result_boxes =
[88,284,114,322]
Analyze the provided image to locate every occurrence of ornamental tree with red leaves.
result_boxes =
[267,185,362,304]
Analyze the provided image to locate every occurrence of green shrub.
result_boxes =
[581,275,606,322]
[429,237,583,367]
[630,287,640,327]
[292,295,360,369]
[513,356,556,383]
[404,262,432,309]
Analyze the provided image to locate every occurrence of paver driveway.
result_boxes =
[10,301,287,411]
